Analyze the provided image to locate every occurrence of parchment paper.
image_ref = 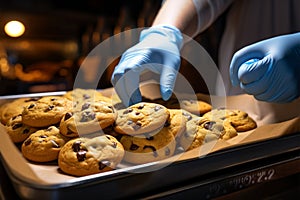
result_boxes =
[0,82,299,185]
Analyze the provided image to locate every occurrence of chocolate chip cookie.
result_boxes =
[22,96,72,127]
[114,102,170,135]
[202,108,257,132]
[5,114,38,143]
[58,135,124,176]
[119,122,177,164]
[21,126,69,162]
[179,117,237,151]
[64,88,112,105]
[180,99,212,115]
[0,97,40,125]
[59,100,117,137]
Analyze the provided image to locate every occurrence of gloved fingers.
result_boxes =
[239,72,271,96]
[160,65,178,100]
[254,83,297,103]
[123,69,142,106]
[159,56,180,101]
[230,49,265,86]
[112,73,132,107]
[252,70,299,103]
[238,56,272,84]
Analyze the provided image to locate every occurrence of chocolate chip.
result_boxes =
[12,123,23,130]
[154,106,162,111]
[50,98,57,101]
[135,112,140,115]
[40,135,47,138]
[80,111,96,122]
[24,138,31,146]
[130,143,139,150]
[99,160,111,170]
[46,127,53,131]
[81,103,90,111]
[83,94,91,99]
[23,129,30,134]
[111,141,117,148]
[143,145,157,157]
[145,134,154,140]
[76,150,86,162]
[45,105,55,112]
[72,141,82,152]
[132,122,142,131]
[51,140,60,148]
[123,108,133,114]
[12,115,20,120]
[203,121,216,131]
[164,120,171,127]
[28,104,35,109]
[138,104,144,109]
[127,120,133,125]
[64,112,73,121]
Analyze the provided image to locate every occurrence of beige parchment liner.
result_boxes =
[0,83,299,186]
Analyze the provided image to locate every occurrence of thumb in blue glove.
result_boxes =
[111,25,183,106]
[230,33,300,103]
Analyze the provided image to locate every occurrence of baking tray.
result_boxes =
[1,133,299,199]
[0,87,299,200]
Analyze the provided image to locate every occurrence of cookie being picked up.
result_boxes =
[114,102,170,135]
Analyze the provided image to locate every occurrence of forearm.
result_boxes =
[153,0,234,39]
[153,0,198,38]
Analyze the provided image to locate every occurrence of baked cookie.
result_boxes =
[202,108,257,132]
[0,97,40,125]
[150,98,211,115]
[114,102,170,135]
[119,123,177,164]
[180,99,212,115]
[22,96,72,127]
[58,135,124,176]
[21,126,69,162]
[59,100,117,137]
[179,117,237,151]
[167,109,188,139]
[64,88,112,105]
[5,114,38,143]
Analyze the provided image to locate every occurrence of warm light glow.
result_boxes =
[4,20,25,37]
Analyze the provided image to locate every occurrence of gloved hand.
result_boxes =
[111,25,183,106]
[230,33,300,103]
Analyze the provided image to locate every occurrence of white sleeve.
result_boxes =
[193,0,234,33]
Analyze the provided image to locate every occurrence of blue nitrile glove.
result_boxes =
[111,25,183,106]
[230,32,300,103]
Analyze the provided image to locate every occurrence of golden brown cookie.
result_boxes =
[150,98,211,116]
[22,96,72,128]
[21,126,69,162]
[202,108,257,132]
[119,122,177,164]
[179,117,237,151]
[0,97,41,125]
[167,109,188,139]
[58,135,124,176]
[180,99,212,115]
[5,114,38,143]
[59,100,117,137]
[64,88,112,104]
[114,102,170,135]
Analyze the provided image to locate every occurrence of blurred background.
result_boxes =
[0,0,225,95]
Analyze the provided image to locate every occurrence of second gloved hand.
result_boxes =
[111,25,183,106]
[230,33,300,103]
